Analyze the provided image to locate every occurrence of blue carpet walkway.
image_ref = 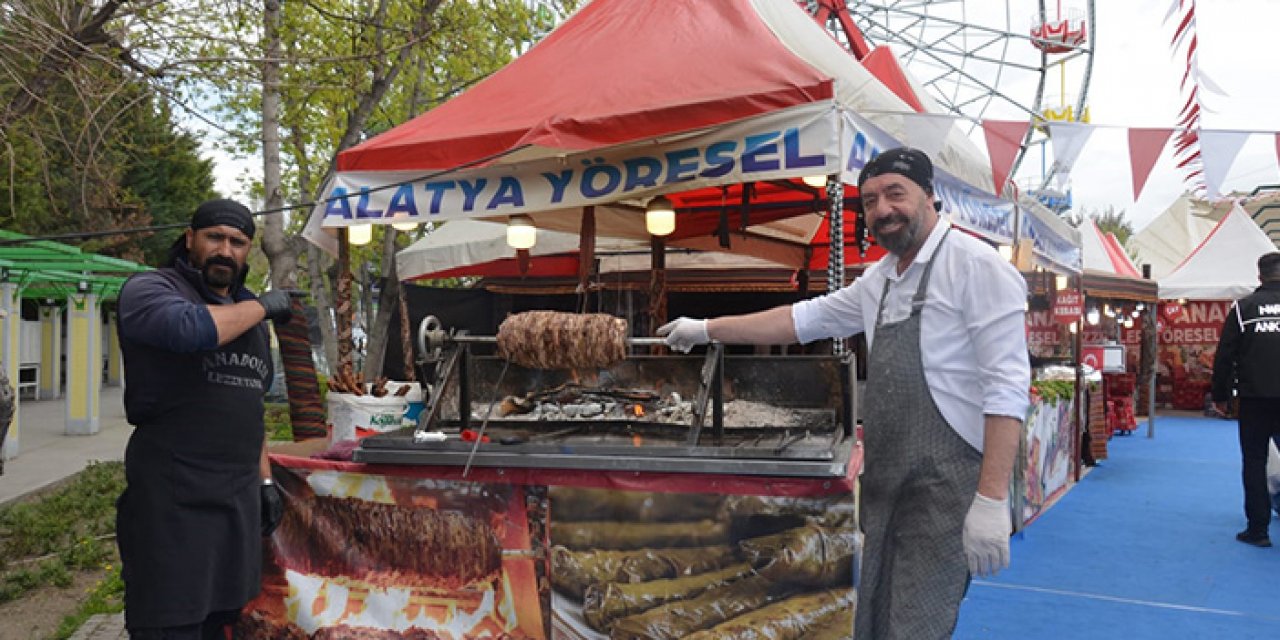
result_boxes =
[955,414,1280,639]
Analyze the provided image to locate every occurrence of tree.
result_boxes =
[199,0,573,374]
[1,0,578,375]
[0,0,216,264]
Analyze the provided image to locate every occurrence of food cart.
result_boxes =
[275,0,1044,636]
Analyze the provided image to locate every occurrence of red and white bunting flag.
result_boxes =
[982,119,1031,197]
[903,113,956,161]
[1128,128,1174,201]
[1047,122,1095,190]
[1198,130,1250,198]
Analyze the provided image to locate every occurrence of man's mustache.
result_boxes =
[874,215,909,233]
[204,256,238,270]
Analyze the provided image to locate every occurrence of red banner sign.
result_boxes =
[1053,290,1082,324]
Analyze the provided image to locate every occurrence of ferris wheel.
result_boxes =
[807,0,1096,194]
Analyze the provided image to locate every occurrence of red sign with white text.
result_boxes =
[1053,291,1082,324]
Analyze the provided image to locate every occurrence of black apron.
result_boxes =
[854,228,981,639]
[116,268,272,629]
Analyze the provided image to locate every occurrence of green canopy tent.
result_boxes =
[0,230,150,459]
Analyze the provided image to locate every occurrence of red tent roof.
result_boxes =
[338,0,834,172]
[1102,232,1141,278]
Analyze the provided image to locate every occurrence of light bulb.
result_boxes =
[1069,322,1078,334]
[646,210,675,236]
[507,215,536,249]
[1086,309,1100,325]
[390,213,419,232]
[1123,318,1135,329]
[347,223,373,246]
[1103,304,1115,318]
[802,175,829,188]
[645,196,676,236]
[1136,302,1145,311]
[1055,274,1069,290]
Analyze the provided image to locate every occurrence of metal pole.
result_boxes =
[1144,264,1157,439]
[827,175,846,356]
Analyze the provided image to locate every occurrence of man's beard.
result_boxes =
[200,256,241,289]
[874,213,922,256]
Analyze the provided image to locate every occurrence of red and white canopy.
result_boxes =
[305,0,1007,258]
[1081,218,1140,278]
[1159,204,1276,301]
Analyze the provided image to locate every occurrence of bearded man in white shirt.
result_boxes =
[659,147,1030,639]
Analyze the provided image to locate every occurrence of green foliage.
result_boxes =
[0,75,216,265]
[52,567,125,640]
[265,401,294,442]
[0,461,125,604]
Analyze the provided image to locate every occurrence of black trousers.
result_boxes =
[1238,397,1280,534]
[128,609,239,640]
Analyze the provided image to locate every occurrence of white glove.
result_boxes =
[962,492,1011,577]
[656,317,709,353]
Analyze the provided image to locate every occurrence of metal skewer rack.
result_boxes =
[354,316,858,478]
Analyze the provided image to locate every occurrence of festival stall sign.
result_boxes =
[302,0,1003,253]
[1156,301,1229,409]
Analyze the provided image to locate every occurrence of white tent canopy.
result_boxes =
[1157,204,1276,300]
[1128,195,1220,279]
[396,219,792,280]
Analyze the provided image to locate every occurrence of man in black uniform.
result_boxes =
[116,199,292,638]
[1212,251,1280,548]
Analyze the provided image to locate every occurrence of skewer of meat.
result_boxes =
[496,311,628,370]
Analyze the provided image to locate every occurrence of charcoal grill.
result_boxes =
[355,316,858,477]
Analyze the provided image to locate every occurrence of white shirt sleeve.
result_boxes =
[961,251,1032,420]
[791,276,870,345]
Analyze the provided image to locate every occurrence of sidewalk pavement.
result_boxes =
[67,614,125,640]
[0,385,132,505]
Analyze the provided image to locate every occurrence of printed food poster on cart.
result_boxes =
[546,487,859,640]
[1019,390,1075,524]
[235,466,546,639]
[1156,301,1228,407]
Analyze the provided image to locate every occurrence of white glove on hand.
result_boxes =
[962,492,1011,577]
[656,317,709,353]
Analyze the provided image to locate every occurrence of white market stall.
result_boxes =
[1156,203,1276,409]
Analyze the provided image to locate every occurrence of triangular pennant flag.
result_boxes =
[982,119,1031,197]
[1128,128,1174,201]
[1198,130,1250,198]
[1046,122,1095,190]
[903,113,956,160]
[1274,133,1280,171]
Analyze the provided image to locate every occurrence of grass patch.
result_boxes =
[265,401,294,442]
[0,461,124,604]
[51,566,124,640]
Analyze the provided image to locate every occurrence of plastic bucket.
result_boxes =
[327,392,409,445]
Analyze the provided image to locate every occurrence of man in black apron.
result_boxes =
[660,148,1030,638]
[116,199,292,639]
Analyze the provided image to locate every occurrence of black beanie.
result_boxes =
[191,199,255,239]
[857,147,934,195]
